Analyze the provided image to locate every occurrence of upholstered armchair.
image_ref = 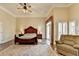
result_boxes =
[56,35,79,56]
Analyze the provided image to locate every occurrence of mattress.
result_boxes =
[18,33,36,39]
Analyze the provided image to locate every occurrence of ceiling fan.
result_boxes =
[17,3,32,13]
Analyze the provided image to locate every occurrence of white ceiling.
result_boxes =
[0,3,72,17]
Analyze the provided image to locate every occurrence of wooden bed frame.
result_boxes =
[15,26,38,44]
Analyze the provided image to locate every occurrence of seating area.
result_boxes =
[56,35,79,56]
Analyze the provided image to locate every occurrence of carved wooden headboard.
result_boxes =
[24,26,37,34]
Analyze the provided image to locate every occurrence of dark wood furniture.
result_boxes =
[37,34,42,39]
[15,26,38,44]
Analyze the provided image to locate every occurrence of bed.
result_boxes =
[15,26,38,44]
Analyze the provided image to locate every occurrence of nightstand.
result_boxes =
[37,34,42,39]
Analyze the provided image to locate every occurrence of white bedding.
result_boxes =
[18,33,36,39]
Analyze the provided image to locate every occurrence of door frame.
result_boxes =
[45,16,54,45]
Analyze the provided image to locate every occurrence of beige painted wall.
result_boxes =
[53,7,69,41]
[16,17,46,38]
[68,4,79,34]
[69,4,79,20]
[53,7,69,21]
[0,9,16,44]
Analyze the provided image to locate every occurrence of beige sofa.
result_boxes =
[56,35,79,56]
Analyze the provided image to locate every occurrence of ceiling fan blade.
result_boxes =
[28,5,31,8]
[27,9,32,12]
[26,3,31,8]
[17,8,23,9]
[19,3,24,6]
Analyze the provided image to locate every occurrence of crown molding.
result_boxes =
[55,4,73,7]
[0,6,16,17]
[16,15,47,18]
[65,4,73,7]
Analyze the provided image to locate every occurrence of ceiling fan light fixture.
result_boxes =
[17,3,32,14]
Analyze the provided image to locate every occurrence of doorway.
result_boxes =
[45,16,54,45]
[46,21,52,45]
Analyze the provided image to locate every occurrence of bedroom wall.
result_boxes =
[53,7,69,41]
[16,17,46,39]
[68,4,79,34]
[53,4,79,40]
[46,4,79,45]
[69,4,79,20]
[46,7,69,45]
[0,8,16,44]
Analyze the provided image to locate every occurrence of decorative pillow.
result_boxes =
[73,44,79,49]
[63,40,75,46]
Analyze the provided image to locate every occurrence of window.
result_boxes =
[69,21,76,35]
[63,23,67,34]
[57,20,76,40]
[58,22,67,40]
[58,22,62,40]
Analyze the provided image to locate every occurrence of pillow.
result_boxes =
[73,44,79,49]
[63,40,75,46]
[16,34,19,37]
